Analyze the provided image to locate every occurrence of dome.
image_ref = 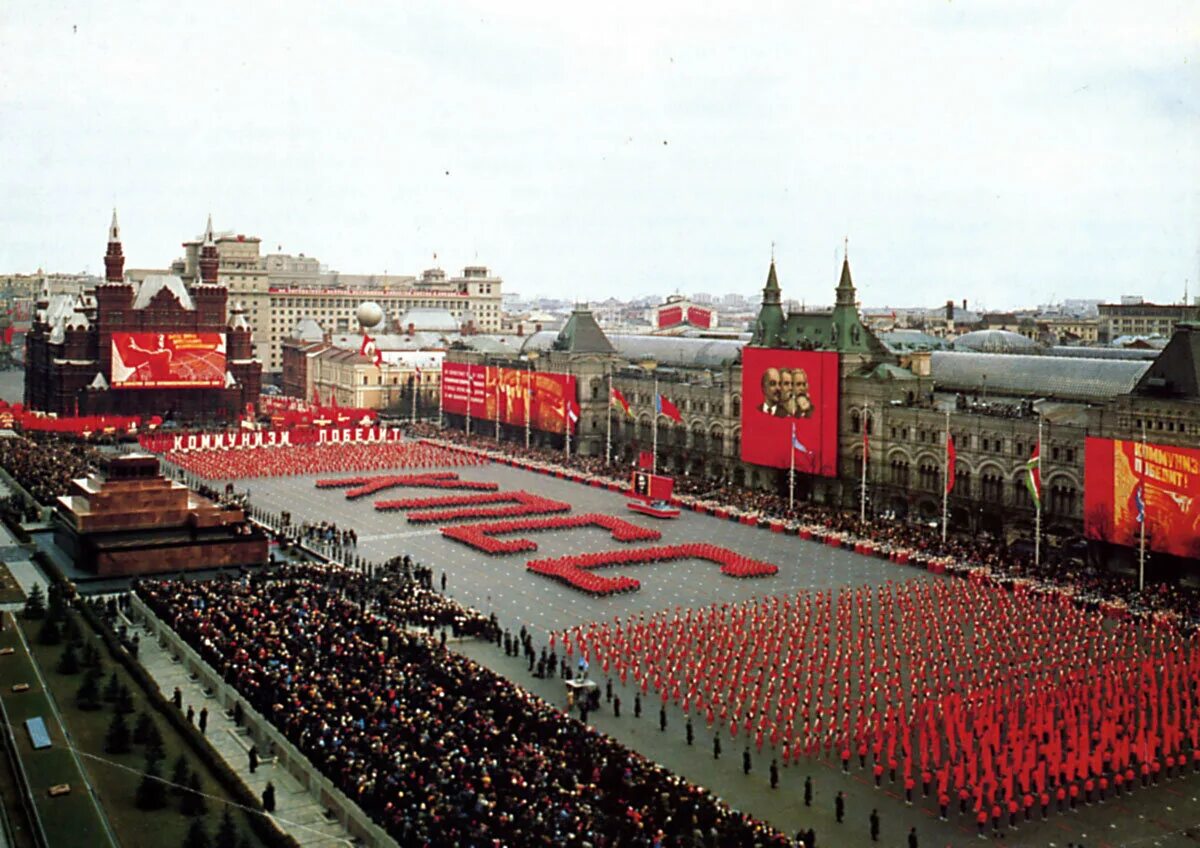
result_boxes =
[951,329,1041,354]
[356,301,385,330]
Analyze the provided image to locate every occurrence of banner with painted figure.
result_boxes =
[442,362,577,435]
[1084,437,1200,559]
[111,332,226,388]
[739,347,839,477]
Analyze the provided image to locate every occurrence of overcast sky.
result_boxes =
[1,1,1196,309]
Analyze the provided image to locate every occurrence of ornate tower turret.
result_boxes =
[104,208,125,282]
[750,259,785,347]
[199,214,220,285]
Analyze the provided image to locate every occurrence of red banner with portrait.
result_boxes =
[111,332,226,389]
[442,362,576,435]
[1084,436,1200,559]
[740,347,839,477]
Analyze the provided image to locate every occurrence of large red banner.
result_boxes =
[111,332,226,389]
[687,306,713,328]
[740,347,839,477]
[442,362,576,435]
[657,305,683,329]
[1084,437,1200,559]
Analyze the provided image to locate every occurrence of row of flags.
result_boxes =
[609,387,682,423]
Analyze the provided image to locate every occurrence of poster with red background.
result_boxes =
[111,332,226,389]
[1084,436,1200,559]
[442,362,576,435]
[740,347,839,477]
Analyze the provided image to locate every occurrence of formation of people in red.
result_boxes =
[528,543,778,595]
[164,441,483,480]
[442,513,662,555]
[562,575,1200,828]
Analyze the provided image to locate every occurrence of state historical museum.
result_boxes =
[24,214,261,423]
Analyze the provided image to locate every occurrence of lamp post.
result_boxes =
[493,359,501,443]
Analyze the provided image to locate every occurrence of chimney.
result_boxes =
[962,299,968,311]
[945,300,954,321]
[535,322,542,333]
[407,323,415,336]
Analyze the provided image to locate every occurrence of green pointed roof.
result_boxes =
[553,307,615,354]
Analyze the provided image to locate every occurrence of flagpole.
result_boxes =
[411,370,418,425]
[941,409,950,544]
[525,358,532,450]
[652,374,659,476]
[1139,421,1147,592]
[565,397,571,460]
[1035,413,1043,567]
[860,407,869,524]
[789,429,795,512]
[606,367,613,467]
[466,364,472,437]
[494,369,500,443]
[437,365,444,430]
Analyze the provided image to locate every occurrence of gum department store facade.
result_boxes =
[446,258,1200,561]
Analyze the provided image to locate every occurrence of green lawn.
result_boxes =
[18,610,273,848]
[0,612,112,848]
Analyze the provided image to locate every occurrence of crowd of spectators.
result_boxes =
[136,563,788,847]
[410,424,1200,629]
[0,433,103,505]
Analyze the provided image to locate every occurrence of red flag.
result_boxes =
[946,434,957,493]
[565,398,580,432]
[656,393,682,423]
[637,450,654,469]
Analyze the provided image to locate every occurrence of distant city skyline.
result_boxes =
[1,1,1196,309]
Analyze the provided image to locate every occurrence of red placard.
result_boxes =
[1084,436,1200,559]
[442,362,576,435]
[657,305,683,329]
[111,332,226,389]
[630,471,674,501]
[739,347,839,477]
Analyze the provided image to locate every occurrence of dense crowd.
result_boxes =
[0,433,103,505]
[411,424,1200,629]
[163,440,485,480]
[136,563,789,847]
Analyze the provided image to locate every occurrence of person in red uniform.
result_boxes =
[1022,792,1033,822]
[976,808,988,839]
[938,791,949,821]
[1055,785,1067,814]
[1007,798,1019,829]
[905,774,915,806]
[1039,790,1050,820]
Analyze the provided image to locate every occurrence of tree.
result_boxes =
[102,671,120,703]
[132,711,154,744]
[82,641,103,671]
[46,584,67,622]
[115,683,135,715]
[181,772,207,817]
[144,722,166,766]
[170,755,192,797]
[56,643,80,674]
[75,668,102,711]
[181,817,211,848]
[36,616,61,646]
[62,614,81,644]
[213,807,239,848]
[135,755,168,811]
[22,584,45,620]
[104,711,131,755]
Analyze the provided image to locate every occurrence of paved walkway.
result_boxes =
[0,522,47,612]
[126,613,356,848]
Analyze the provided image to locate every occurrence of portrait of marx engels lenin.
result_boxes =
[760,364,813,418]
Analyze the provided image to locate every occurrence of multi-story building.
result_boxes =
[442,255,1200,580]
[23,213,261,423]
[1098,299,1200,343]
[173,226,505,372]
